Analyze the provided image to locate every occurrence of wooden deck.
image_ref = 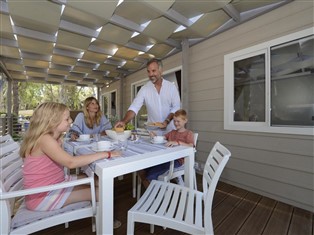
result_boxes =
[32,173,313,235]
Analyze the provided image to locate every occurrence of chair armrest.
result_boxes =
[0,177,94,200]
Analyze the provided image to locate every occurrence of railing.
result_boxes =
[0,117,28,141]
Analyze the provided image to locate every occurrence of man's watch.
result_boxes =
[165,118,171,124]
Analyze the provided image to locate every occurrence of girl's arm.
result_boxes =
[39,134,120,169]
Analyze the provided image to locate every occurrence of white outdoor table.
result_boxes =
[65,138,195,235]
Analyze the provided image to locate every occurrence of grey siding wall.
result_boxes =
[188,0,313,212]
[102,1,314,212]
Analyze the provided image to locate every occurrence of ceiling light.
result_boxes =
[112,48,118,55]
[190,14,204,23]
[9,16,14,26]
[131,32,140,38]
[61,4,65,14]
[91,38,96,43]
[117,0,124,7]
[97,26,102,32]
[174,25,186,33]
[141,21,151,28]
[146,44,154,50]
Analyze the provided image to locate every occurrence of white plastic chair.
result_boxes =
[0,138,98,235]
[127,141,231,235]
[136,132,199,200]
[158,132,199,187]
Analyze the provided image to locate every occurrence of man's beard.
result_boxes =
[150,76,157,83]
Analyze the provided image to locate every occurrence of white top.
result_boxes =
[128,79,181,132]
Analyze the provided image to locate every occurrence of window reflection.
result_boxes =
[271,35,314,126]
[233,54,266,122]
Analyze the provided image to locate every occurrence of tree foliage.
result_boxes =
[17,82,96,111]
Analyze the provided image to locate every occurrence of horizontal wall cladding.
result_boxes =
[189,99,223,111]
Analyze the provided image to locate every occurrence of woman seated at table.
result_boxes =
[69,97,112,140]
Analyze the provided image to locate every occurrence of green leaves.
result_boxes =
[125,123,135,130]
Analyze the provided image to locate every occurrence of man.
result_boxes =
[115,58,181,132]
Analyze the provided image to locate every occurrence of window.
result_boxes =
[101,90,117,123]
[224,27,313,135]
[132,81,147,129]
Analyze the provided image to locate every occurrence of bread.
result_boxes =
[153,122,163,127]
[115,127,124,132]
[147,122,163,127]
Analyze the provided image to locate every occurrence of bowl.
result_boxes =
[105,130,131,141]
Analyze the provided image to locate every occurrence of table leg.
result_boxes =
[184,151,195,189]
[97,175,114,235]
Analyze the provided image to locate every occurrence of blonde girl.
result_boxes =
[20,102,120,211]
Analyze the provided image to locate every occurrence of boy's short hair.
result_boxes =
[174,109,187,120]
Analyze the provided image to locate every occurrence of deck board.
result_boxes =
[215,192,262,234]
[288,207,313,235]
[31,173,314,235]
[237,196,277,235]
[262,202,293,235]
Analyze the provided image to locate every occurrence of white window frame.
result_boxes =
[101,89,118,119]
[131,78,148,129]
[224,27,313,136]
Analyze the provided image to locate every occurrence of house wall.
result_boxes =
[102,0,314,212]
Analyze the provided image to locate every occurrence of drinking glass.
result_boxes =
[119,140,128,151]
[94,134,101,142]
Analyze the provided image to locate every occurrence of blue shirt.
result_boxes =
[69,112,112,135]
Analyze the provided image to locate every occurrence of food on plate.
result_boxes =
[147,122,163,128]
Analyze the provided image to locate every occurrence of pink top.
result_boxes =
[23,155,65,210]
[165,129,194,165]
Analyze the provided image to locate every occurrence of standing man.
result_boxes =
[115,58,181,133]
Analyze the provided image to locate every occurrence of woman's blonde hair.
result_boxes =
[174,109,188,121]
[82,97,102,128]
[20,102,68,158]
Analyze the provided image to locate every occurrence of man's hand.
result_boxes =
[114,121,126,129]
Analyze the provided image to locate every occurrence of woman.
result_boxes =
[69,97,112,140]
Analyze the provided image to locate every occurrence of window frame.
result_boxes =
[101,89,118,119]
[224,27,313,136]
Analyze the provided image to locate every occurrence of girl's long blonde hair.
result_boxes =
[20,102,68,158]
[82,97,102,128]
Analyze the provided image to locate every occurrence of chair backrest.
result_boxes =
[202,142,231,233]
[193,133,199,151]
[0,139,23,232]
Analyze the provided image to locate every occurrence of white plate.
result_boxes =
[76,138,91,142]
[150,139,167,144]
[92,146,115,152]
